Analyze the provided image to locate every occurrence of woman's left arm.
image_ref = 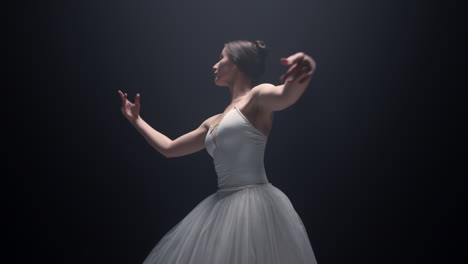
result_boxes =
[253,52,316,112]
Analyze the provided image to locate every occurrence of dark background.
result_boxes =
[8,0,464,263]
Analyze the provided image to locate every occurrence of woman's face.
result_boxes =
[212,47,237,87]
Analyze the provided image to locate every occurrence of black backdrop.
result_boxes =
[8,0,464,263]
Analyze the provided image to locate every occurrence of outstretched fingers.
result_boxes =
[279,52,316,84]
[297,69,314,84]
[292,59,310,82]
[281,52,305,66]
[135,93,140,106]
[280,56,304,83]
[297,64,315,84]
[289,58,309,82]
[118,90,127,105]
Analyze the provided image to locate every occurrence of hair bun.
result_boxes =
[254,40,269,57]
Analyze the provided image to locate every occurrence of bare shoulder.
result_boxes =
[251,83,276,95]
[250,83,277,111]
[250,82,299,112]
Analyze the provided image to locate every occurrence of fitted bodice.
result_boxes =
[205,106,269,190]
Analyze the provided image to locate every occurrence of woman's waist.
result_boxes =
[217,181,271,192]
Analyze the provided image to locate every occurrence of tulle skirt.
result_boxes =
[143,182,318,264]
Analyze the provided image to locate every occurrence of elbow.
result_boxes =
[164,151,176,158]
[162,143,174,158]
[164,148,175,158]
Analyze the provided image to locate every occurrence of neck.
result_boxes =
[228,72,253,104]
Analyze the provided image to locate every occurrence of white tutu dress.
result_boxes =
[143,106,318,264]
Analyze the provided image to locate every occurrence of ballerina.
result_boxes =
[118,39,317,264]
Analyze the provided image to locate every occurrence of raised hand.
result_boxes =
[279,52,316,84]
[118,90,141,122]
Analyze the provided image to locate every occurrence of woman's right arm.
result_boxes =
[130,115,216,158]
[118,90,217,158]
[129,116,173,157]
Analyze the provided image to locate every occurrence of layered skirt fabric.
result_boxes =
[143,183,318,264]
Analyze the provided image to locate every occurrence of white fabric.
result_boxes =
[143,106,318,264]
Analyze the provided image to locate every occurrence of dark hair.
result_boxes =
[224,40,270,83]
